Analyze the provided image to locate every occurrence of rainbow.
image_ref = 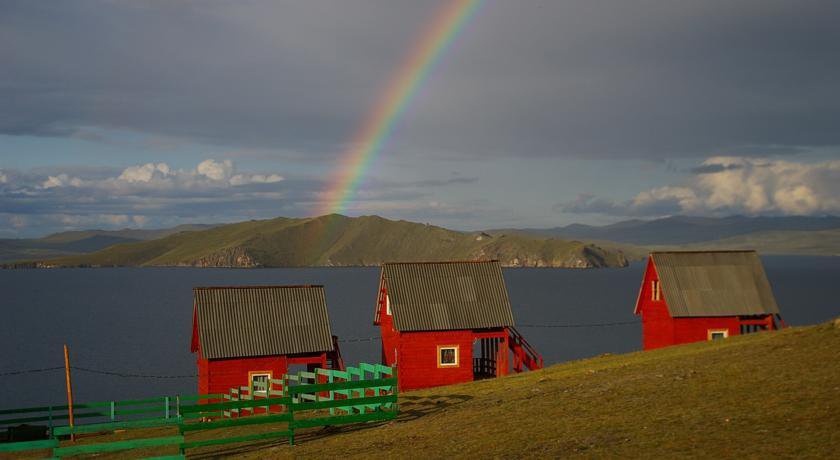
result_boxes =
[317,0,482,216]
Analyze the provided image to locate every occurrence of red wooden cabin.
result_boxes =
[191,285,343,396]
[634,250,784,351]
[373,260,543,391]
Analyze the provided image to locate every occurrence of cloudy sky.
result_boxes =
[1,0,839,237]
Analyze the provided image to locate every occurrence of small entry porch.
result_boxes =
[471,327,544,381]
[472,335,504,380]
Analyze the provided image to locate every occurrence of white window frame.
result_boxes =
[437,345,459,368]
[651,280,661,301]
[707,329,729,341]
[386,294,391,315]
[248,371,272,396]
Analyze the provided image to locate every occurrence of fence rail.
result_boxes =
[0,393,225,437]
[473,357,497,377]
[0,363,397,457]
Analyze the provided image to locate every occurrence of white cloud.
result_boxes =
[689,156,840,215]
[631,186,700,214]
[196,159,233,181]
[33,159,284,192]
[0,159,292,236]
[229,173,283,186]
[42,174,84,189]
[118,163,172,183]
[558,156,840,217]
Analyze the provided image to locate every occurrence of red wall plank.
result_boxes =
[637,257,675,350]
[397,330,475,391]
[197,353,327,396]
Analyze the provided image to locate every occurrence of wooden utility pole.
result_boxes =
[63,344,75,442]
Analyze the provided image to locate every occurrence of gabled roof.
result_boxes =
[644,250,780,317]
[376,260,515,332]
[192,285,334,359]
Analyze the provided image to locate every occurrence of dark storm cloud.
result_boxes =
[0,1,437,152]
[2,1,840,159]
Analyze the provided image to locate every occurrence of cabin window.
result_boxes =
[386,294,391,315]
[707,329,729,341]
[437,345,459,368]
[651,280,661,301]
[249,371,272,396]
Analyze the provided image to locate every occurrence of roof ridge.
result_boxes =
[651,250,757,255]
[193,285,324,290]
[382,259,500,266]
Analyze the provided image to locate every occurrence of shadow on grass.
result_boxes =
[187,394,473,458]
[396,394,473,422]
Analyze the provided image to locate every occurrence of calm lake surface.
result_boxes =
[2,256,839,408]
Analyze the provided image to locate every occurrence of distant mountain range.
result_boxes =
[6,215,628,269]
[0,224,218,263]
[500,215,840,246]
[4,214,838,268]
[656,228,840,256]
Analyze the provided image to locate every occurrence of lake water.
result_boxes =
[1,256,839,408]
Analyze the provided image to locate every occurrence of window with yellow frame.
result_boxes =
[437,345,459,368]
[707,329,729,341]
[248,370,272,395]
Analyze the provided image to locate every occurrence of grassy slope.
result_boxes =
[653,228,840,256]
[29,321,840,459]
[276,322,840,458]
[37,224,219,244]
[41,215,629,268]
[493,231,649,261]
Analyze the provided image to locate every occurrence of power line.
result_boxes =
[0,366,63,377]
[517,320,640,328]
[338,336,381,343]
[71,366,197,379]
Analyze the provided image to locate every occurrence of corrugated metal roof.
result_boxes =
[651,251,780,317]
[381,260,515,332]
[193,285,334,359]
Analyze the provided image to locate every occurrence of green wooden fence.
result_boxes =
[0,363,397,458]
[0,394,224,438]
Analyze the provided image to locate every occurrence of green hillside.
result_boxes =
[37,224,219,244]
[35,214,630,268]
[29,320,840,458]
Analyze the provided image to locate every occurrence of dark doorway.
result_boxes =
[473,338,500,380]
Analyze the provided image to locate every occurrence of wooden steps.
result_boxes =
[508,327,543,373]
